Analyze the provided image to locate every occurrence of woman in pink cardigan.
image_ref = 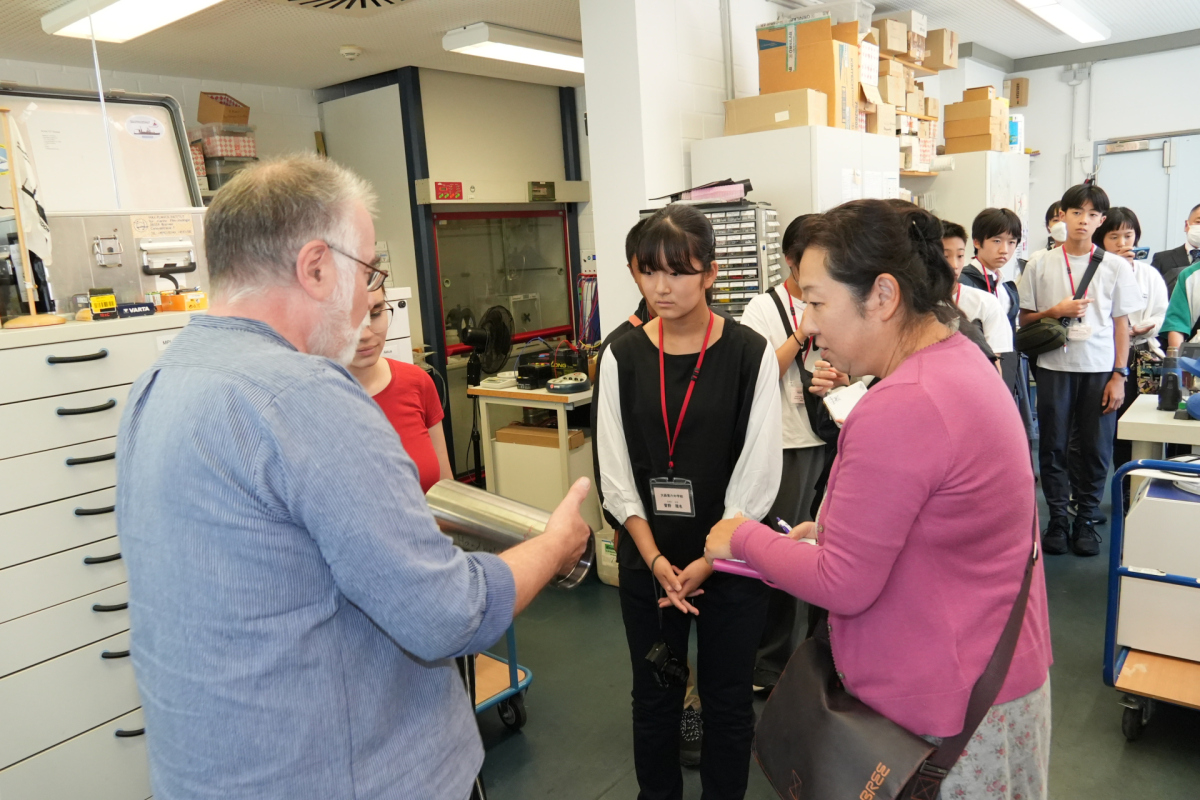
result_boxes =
[706,200,1053,800]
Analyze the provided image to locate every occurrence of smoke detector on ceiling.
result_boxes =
[266,0,408,17]
[340,45,364,61]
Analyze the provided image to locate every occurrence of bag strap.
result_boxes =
[905,493,1040,797]
[1072,248,1105,300]
[768,286,794,335]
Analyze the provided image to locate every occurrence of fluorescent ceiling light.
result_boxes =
[1014,0,1111,44]
[42,0,225,44]
[443,23,584,73]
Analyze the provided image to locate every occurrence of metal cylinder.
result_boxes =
[425,480,593,590]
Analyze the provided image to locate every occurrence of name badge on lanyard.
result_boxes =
[651,312,715,520]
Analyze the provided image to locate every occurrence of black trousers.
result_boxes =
[1036,368,1117,519]
[619,566,769,800]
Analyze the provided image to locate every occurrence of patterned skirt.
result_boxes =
[924,678,1051,800]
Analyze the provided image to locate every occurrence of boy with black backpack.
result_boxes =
[1017,183,1143,557]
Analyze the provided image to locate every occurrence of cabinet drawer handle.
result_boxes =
[83,552,122,565]
[101,649,130,659]
[93,601,128,612]
[46,349,109,364]
[75,504,115,516]
[66,452,115,466]
[56,399,117,416]
[115,727,145,738]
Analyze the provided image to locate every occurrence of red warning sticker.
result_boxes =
[435,181,463,200]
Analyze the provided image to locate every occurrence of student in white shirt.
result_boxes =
[1018,183,1143,558]
[942,220,1012,367]
[1026,201,1068,267]
[1093,207,1168,477]
[738,214,843,692]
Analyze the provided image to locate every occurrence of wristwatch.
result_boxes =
[1113,367,1130,377]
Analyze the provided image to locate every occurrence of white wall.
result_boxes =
[420,69,565,183]
[1009,45,1200,239]
[0,58,319,159]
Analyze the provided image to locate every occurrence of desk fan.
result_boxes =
[459,305,514,485]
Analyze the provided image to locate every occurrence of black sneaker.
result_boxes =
[1071,517,1103,557]
[1068,501,1107,525]
[679,707,702,768]
[1042,515,1070,555]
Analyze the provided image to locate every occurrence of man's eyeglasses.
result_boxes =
[326,242,388,291]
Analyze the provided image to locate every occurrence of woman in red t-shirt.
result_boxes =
[347,288,452,493]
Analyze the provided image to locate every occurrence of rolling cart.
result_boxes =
[1104,459,1200,741]
[472,624,533,731]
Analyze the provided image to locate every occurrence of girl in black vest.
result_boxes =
[596,204,781,800]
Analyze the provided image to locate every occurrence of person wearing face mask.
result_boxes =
[1151,202,1200,295]
[114,155,593,800]
[597,203,781,800]
[346,287,453,494]
[1093,208,1168,484]
[1161,212,1200,349]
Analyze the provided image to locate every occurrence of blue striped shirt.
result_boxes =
[116,315,515,800]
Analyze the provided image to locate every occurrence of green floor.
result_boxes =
[478,493,1200,799]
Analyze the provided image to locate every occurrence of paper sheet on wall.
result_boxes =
[863,170,883,199]
[885,174,900,199]
[840,167,862,202]
[26,112,120,211]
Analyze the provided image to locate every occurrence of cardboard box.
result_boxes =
[878,10,928,37]
[878,74,906,106]
[918,119,938,139]
[495,424,585,450]
[1005,77,1030,107]
[757,18,859,128]
[899,113,920,135]
[877,19,908,55]
[161,291,209,312]
[723,89,828,135]
[924,97,940,117]
[963,86,997,102]
[866,102,896,136]
[907,32,926,62]
[944,97,1009,121]
[943,132,1009,154]
[881,58,906,79]
[905,66,917,92]
[944,116,1005,138]
[197,92,250,125]
[905,90,924,115]
[925,29,959,70]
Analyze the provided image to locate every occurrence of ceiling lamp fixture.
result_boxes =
[443,23,584,73]
[42,0,225,44]
[1013,0,1111,44]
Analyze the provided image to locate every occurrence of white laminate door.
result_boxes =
[0,584,129,678]
[0,631,140,769]
[0,488,117,570]
[0,538,126,624]
[0,386,131,460]
[0,438,117,515]
[0,331,162,405]
[0,709,149,800]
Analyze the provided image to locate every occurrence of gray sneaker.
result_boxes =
[680,707,702,768]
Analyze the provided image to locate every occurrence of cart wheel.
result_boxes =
[1122,700,1153,742]
[498,692,527,731]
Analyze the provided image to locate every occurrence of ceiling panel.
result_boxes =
[871,0,1200,61]
[0,0,583,90]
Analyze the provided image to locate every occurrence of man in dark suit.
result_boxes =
[1151,202,1200,294]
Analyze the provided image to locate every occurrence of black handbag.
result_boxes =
[753,504,1039,800]
[768,290,840,445]
[1016,248,1103,356]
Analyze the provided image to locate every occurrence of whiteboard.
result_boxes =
[0,89,198,212]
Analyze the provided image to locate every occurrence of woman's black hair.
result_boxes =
[1093,206,1142,247]
[794,199,957,326]
[634,203,716,276]
[971,207,1023,244]
[1061,182,1110,214]
[1045,201,1063,227]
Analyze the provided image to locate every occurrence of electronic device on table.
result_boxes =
[547,372,592,394]
[517,363,555,389]
[480,371,518,389]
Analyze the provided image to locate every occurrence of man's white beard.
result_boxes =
[308,270,368,366]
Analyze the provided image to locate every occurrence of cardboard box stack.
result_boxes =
[723,89,828,135]
[943,86,1010,154]
[756,17,860,130]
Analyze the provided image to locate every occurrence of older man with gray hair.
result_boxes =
[116,155,591,800]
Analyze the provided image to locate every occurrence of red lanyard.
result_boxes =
[786,289,813,361]
[1063,245,1095,297]
[955,284,962,304]
[976,261,996,294]
[659,312,715,477]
